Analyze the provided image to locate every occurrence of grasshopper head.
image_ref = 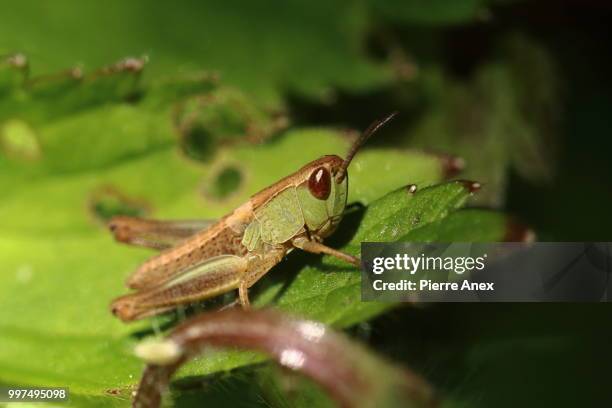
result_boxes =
[295,155,347,239]
[298,155,348,238]
[297,112,397,239]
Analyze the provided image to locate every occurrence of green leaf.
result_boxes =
[0,119,457,404]
[400,209,511,242]
[353,181,479,242]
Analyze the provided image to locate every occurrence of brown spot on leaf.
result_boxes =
[504,218,536,242]
[457,180,481,193]
[93,56,148,77]
[104,386,133,400]
[437,153,465,178]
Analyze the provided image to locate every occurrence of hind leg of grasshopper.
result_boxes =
[108,216,216,250]
[111,255,247,321]
[238,248,286,308]
[292,237,360,267]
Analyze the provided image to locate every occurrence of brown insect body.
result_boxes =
[126,155,343,290]
[110,114,397,322]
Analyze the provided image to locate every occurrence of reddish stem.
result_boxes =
[133,309,437,408]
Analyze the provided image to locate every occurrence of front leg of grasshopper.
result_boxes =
[292,236,360,267]
[238,247,286,307]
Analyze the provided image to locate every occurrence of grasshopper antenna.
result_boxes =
[335,111,398,183]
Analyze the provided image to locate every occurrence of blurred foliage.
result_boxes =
[371,0,493,24]
[1,0,610,407]
[407,34,559,205]
[0,0,387,106]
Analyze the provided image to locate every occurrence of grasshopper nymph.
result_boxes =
[109,113,397,321]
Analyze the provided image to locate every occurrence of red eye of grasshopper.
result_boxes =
[308,167,331,200]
